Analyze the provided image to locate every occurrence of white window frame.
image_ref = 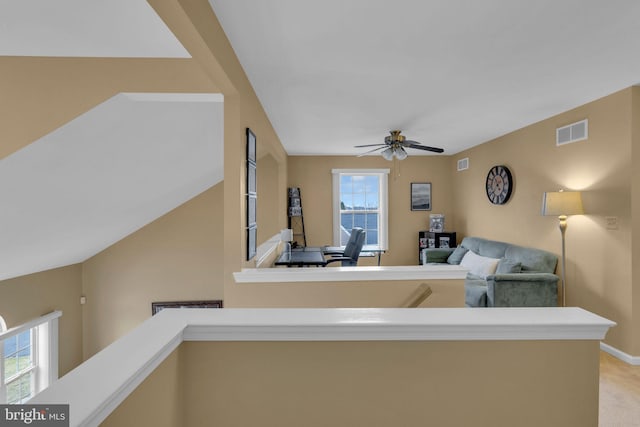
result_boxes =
[332,168,389,250]
[0,311,61,404]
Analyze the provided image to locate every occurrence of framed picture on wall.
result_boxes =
[411,182,432,211]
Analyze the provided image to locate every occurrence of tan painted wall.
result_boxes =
[81,184,224,358]
[229,279,463,308]
[257,153,282,244]
[102,348,183,427]
[103,341,599,427]
[632,87,640,356]
[0,0,289,358]
[100,339,603,426]
[0,265,83,376]
[0,57,218,161]
[287,156,454,266]
[0,2,226,361]
[451,88,634,353]
[150,0,289,306]
[176,340,599,427]
[2,0,637,369]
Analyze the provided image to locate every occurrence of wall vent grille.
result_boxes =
[556,119,588,146]
[457,157,469,171]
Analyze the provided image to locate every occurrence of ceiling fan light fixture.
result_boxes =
[395,146,408,160]
[381,147,394,161]
[354,130,443,160]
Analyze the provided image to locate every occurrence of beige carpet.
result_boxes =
[600,351,640,426]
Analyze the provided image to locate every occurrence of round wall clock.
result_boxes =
[485,165,513,205]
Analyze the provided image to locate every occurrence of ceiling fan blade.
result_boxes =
[357,146,387,157]
[404,142,444,153]
[354,143,388,148]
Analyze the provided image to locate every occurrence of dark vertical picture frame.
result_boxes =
[248,195,257,225]
[247,226,257,261]
[246,128,257,260]
[247,163,257,194]
[247,128,256,163]
[411,182,432,211]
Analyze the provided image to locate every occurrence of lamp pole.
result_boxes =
[542,190,583,307]
[558,214,568,306]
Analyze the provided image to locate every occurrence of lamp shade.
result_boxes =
[541,191,584,216]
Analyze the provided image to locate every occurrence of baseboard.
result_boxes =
[600,342,640,365]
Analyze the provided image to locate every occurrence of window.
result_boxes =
[3,329,35,404]
[0,311,61,404]
[332,169,389,249]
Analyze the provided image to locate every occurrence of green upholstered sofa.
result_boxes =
[423,237,559,307]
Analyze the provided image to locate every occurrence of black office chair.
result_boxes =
[323,227,364,257]
[324,229,366,266]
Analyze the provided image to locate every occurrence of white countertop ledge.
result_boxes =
[32,307,615,427]
[182,307,615,341]
[234,264,468,282]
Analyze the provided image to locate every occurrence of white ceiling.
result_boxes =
[209,0,640,155]
[0,93,223,281]
[0,0,189,57]
[2,0,640,279]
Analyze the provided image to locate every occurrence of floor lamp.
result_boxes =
[542,190,584,306]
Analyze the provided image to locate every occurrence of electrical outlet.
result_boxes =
[80,296,87,305]
[605,216,618,230]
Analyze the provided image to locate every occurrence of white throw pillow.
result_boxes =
[459,251,500,279]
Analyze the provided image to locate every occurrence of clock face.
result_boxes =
[486,165,513,205]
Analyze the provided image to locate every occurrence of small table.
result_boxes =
[275,247,327,267]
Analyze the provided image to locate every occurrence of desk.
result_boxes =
[323,245,385,266]
[275,247,326,267]
[361,246,385,266]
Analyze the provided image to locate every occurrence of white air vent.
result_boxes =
[457,157,469,171]
[556,119,588,146]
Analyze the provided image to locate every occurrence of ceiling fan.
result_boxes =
[355,130,444,160]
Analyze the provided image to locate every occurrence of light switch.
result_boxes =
[605,216,618,230]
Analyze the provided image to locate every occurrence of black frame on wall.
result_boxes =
[246,128,257,260]
[410,182,432,211]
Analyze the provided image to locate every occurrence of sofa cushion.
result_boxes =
[460,251,500,279]
[504,244,557,273]
[496,258,522,274]
[460,237,508,259]
[424,248,452,263]
[459,237,558,274]
[447,246,468,265]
